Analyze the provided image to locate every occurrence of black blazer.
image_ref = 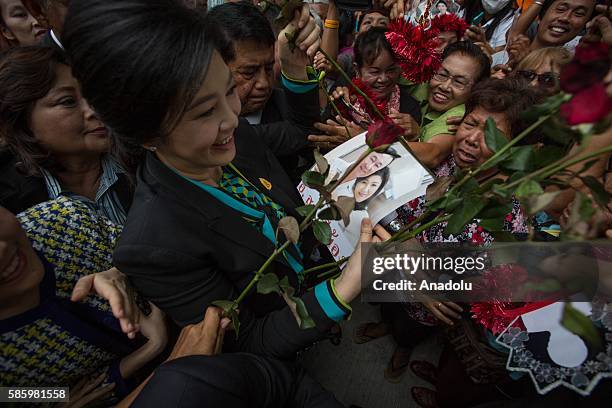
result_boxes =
[113,119,336,359]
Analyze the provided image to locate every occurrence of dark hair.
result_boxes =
[205,1,275,63]
[538,0,597,20]
[436,1,448,7]
[354,26,394,69]
[62,0,215,156]
[353,166,390,211]
[465,77,542,136]
[339,8,355,48]
[464,1,514,42]
[357,7,389,31]
[0,46,66,175]
[442,40,491,84]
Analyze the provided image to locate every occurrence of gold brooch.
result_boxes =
[259,178,272,190]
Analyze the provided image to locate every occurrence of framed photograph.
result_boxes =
[298,132,434,260]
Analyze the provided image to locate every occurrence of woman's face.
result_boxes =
[0,0,47,45]
[357,49,401,100]
[437,3,447,13]
[537,0,594,47]
[359,11,389,33]
[452,107,510,169]
[515,56,561,95]
[354,174,383,203]
[29,63,110,160]
[428,53,479,113]
[0,207,44,306]
[156,51,241,175]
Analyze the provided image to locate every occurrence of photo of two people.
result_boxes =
[299,132,434,261]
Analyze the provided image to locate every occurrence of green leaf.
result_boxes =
[577,195,596,221]
[561,303,603,351]
[527,191,561,215]
[318,205,342,221]
[211,300,235,313]
[481,149,512,171]
[500,146,535,172]
[444,196,487,235]
[520,93,571,122]
[278,276,293,294]
[478,201,513,219]
[581,176,611,209]
[508,171,527,184]
[301,171,325,188]
[277,216,300,244]
[485,117,509,153]
[459,177,479,194]
[533,146,567,169]
[312,220,332,245]
[314,149,329,176]
[257,273,280,295]
[491,184,511,199]
[292,295,316,329]
[296,205,316,217]
[230,308,241,338]
[515,180,544,199]
[333,196,356,226]
[479,218,505,232]
[539,115,581,147]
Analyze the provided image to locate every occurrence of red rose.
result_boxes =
[366,116,404,150]
[561,83,612,125]
[575,42,609,64]
[560,42,610,94]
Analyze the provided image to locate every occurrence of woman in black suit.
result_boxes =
[62,0,381,406]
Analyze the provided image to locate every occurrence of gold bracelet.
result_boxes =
[324,19,339,29]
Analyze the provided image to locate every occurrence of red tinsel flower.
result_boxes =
[385,19,441,84]
[366,116,403,150]
[560,42,610,94]
[561,82,612,126]
[471,301,522,335]
[430,13,469,40]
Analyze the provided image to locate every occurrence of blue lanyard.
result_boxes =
[174,165,304,276]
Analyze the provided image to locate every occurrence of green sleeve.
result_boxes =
[420,104,466,142]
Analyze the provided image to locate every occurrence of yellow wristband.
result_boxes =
[324,19,340,29]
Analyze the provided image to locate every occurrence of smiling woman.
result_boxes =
[0,0,47,49]
[0,46,130,223]
[61,0,378,406]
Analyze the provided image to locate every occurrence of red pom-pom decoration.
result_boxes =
[430,13,469,40]
[385,19,441,84]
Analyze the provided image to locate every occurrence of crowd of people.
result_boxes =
[0,0,611,407]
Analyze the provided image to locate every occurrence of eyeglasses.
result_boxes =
[431,69,472,90]
[516,70,560,89]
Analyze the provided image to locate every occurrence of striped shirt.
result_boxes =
[40,156,128,225]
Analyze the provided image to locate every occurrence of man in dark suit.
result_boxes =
[207,1,320,181]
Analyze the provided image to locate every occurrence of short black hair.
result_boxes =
[206,1,275,63]
[442,40,491,84]
[538,0,598,20]
[62,0,215,154]
[354,26,394,69]
[357,7,389,31]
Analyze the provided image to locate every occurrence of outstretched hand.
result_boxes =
[71,267,140,339]
[278,4,321,80]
